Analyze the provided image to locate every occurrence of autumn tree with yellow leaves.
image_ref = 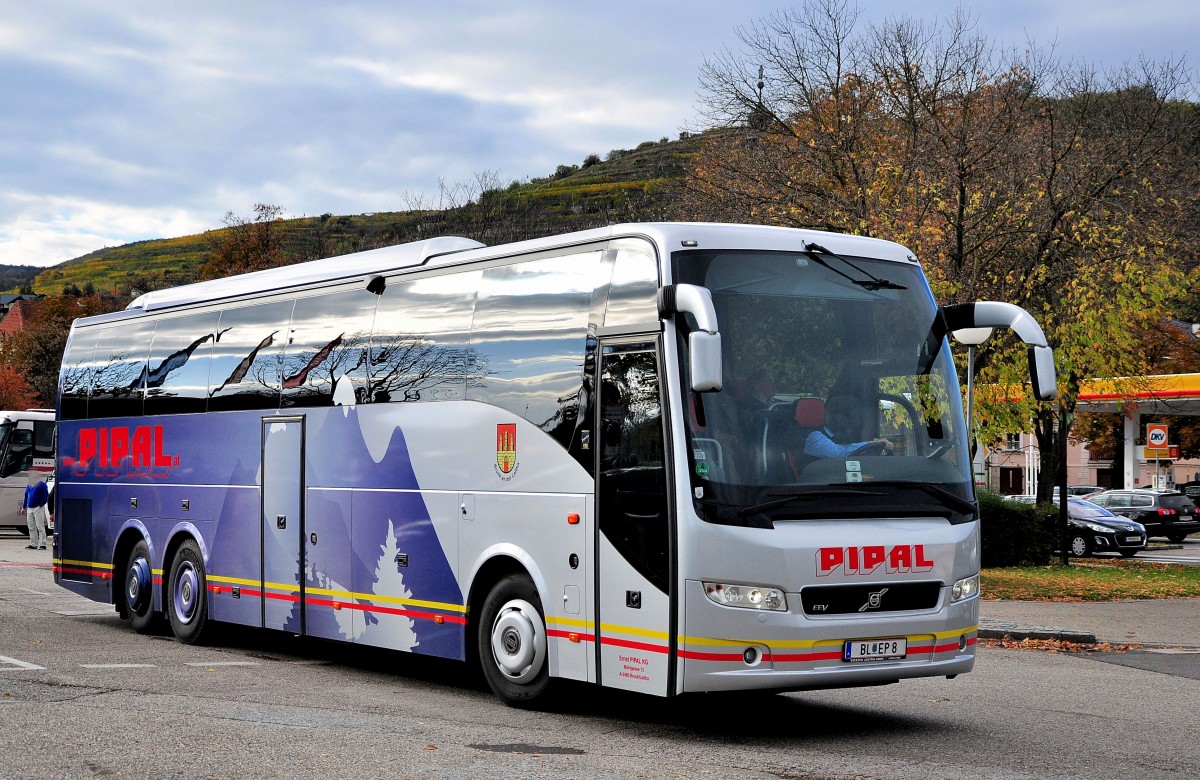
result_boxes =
[199,203,288,280]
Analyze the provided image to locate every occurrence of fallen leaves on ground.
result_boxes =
[980,636,1142,653]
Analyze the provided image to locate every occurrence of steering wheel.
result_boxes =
[878,392,930,455]
[849,440,888,456]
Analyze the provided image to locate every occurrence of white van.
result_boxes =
[0,409,55,535]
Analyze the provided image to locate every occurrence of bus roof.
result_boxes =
[120,222,918,315]
[0,409,54,423]
[126,235,485,313]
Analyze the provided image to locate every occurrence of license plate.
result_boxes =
[843,638,907,663]
[1123,535,1142,544]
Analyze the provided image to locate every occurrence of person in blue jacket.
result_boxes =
[20,472,49,550]
[804,395,894,458]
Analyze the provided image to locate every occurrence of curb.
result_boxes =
[979,619,1097,644]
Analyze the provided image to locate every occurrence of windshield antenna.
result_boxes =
[803,242,907,291]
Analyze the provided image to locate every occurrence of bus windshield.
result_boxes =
[673,249,972,526]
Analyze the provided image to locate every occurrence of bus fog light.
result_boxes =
[951,574,979,602]
[704,582,787,611]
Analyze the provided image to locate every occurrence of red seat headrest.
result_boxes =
[794,398,825,427]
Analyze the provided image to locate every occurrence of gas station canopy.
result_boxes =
[1075,374,1200,488]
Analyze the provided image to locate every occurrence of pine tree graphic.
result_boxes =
[365,519,418,651]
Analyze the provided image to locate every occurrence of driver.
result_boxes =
[803,395,894,458]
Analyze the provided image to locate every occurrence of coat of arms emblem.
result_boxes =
[496,424,517,475]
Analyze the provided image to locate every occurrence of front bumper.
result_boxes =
[678,579,977,693]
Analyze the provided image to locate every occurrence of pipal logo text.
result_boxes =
[816,545,934,576]
[66,426,178,478]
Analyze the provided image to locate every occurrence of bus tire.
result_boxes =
[123,540,157,633]
[166,539,210,644]
[478,574,549,707]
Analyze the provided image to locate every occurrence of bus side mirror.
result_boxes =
[942,301,1059,401]
[689,332,722,392]
[659,283,724,392]
[1029,345,1056,402]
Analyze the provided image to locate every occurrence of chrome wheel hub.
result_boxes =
[489,598,546,684]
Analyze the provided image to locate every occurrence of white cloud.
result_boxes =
[0,192,209,267]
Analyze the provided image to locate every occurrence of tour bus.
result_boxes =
[53,223,1056,705]
[0,408,56,535]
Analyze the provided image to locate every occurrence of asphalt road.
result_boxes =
[2,531,1198,780]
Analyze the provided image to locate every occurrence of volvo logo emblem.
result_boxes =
[858,587,889,612]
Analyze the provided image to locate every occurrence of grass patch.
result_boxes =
[982,558,1200,601]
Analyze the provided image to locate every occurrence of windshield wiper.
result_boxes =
[737,487,887,518]
[803,242,907,291]
[867,481,977,515]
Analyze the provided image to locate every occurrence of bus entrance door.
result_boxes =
[261,417,305,633]
[595,340,674,696]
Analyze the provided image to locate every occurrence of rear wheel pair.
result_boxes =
[121,538,209,644]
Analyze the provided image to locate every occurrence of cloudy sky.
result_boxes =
[2,1,1197,268]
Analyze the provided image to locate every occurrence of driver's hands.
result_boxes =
[872,437,895,455]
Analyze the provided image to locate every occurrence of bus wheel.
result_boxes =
[124,540,156,633]
[167,539,209,644]
[478,574,549,706]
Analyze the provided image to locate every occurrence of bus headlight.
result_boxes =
[703,582,787,611]
[951,574,980,602]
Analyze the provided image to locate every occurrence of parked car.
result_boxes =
[1011,486,1103,503]
[1086,489,1200,543]
[1178,481,1200,503]
[1063,498,1147,558]
[1002,494,1148,557]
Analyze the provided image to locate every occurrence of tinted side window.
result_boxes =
[369,272,479,403]
[469,253,600,448]
[88,320,157,419]
[282,290,377,408]
[1132,495,1154,508]
[60,330,99,421]
[598,342,669,592]
[208,301,294,412]
[144,311,219,416]
[3,427,33,476]
[33,421,54,459]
